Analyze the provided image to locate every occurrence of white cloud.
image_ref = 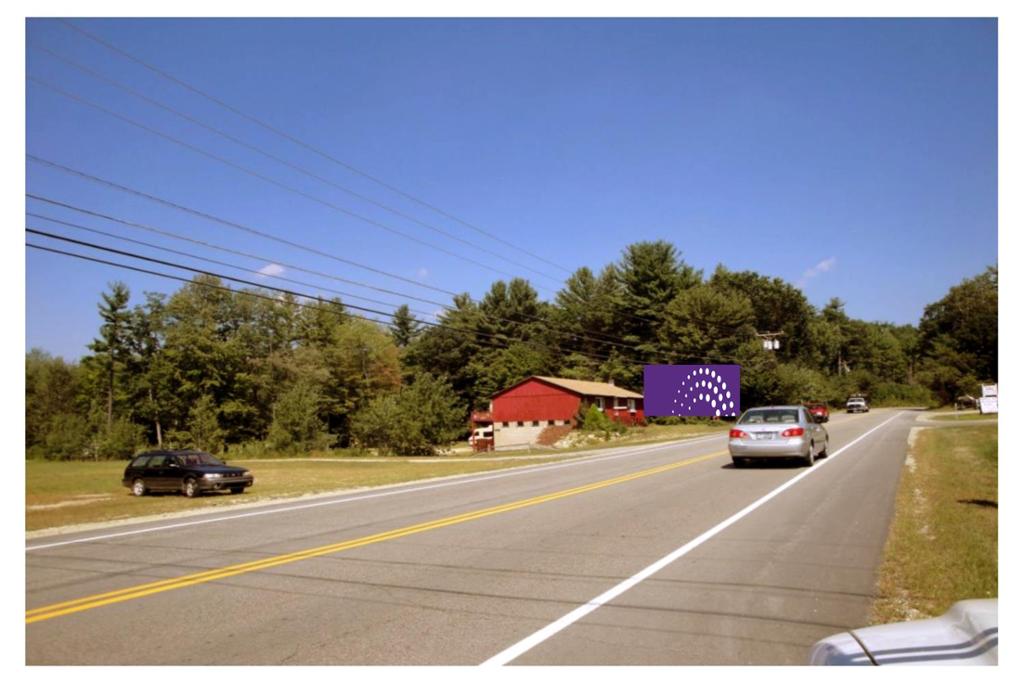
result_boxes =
[416,267,430,279]
[798,257,836,287]
[258,263,285,278]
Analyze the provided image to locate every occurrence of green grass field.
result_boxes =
[872,423,998,623]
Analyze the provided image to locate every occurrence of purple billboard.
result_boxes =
[643,365,741,418]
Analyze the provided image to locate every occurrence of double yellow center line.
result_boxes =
[27,449,725,624]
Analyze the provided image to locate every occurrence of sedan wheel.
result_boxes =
[182,477,199,498]
[804,444,815,467]
[131,478,146,497]
[820,437,829,458]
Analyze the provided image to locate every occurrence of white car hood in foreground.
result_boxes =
[809,599,998,665]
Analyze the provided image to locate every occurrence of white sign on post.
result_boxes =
[979,384,998,414]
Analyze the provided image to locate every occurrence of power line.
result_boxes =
[27,235,651,368]
[27,218,440,320]
[29,225,750,368]
[27,155,460,298]
[26,197,654,355]
[30,219,634,366]
[35,23,688,346]
[57,18,573,276]
[29,41,566,285]
[28,196,455,310]
[29,74,557,290]
[25,184,653,353]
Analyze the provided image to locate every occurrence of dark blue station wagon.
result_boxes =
[122,450,254,498]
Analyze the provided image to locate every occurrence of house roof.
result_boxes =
[497,376,643,399]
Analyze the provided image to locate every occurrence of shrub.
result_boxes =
[224,440,275,459]
[350,394,403,455]
[579,405,625,440]
[41,413,91,460]
[89,417,145,460]
[170,394,226,454]
[350,373,465,456]
[268,381,336,453]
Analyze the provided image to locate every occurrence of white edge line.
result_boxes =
[27,434,726,552]
[481,411,905,666]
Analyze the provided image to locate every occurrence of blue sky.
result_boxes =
[25,18,997,360]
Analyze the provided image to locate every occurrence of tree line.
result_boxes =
[25,241,997,459]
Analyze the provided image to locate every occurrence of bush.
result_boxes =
[647,415,718,426]
[268,381,336,453]
[90,417,145,460]
[579,405,626,440]
[648,415,684,426]
[350,373,465,456]
[224,440,275,459]
[869,382,937,408]
[41,413,91,460]
[350,394,404,455]
[168,394,226,453]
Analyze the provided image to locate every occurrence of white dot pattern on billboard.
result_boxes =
[668,367,738,417]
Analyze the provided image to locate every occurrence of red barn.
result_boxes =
[490,376,644,449]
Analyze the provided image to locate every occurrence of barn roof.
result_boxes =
[494,376,643,399]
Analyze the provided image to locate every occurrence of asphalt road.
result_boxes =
[26,409,917,665]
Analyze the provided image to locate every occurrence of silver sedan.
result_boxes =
[729,405,829,467]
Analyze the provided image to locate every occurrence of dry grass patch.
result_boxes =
[872,424,997,624]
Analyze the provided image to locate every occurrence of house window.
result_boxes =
[595,397,604,410]
[614,397,628,410]
[547,420,555,426]
[531,420,540,427]
[517,421,524,427]
[628,399,636,412]
[502,422,509,427]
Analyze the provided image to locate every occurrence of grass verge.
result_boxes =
[25,423,729,532]
[25,456,569,532]
[928,412,998,422]
[871,424,997,623]
[493,421,729,456]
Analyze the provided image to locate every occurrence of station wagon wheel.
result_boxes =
[182,477,199,498]
[131,478,146,497]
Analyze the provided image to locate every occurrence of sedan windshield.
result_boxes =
[178,452,224,466]
[738,409,799,425]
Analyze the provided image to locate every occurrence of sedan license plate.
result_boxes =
[754,432,775,440]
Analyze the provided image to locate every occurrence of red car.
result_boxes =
[805,402,830,423]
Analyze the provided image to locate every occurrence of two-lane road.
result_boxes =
[26,409,916,664]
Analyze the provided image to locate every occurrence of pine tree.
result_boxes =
[390,304,421,347]
[87,282,132,429]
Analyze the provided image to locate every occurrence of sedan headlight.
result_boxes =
[203,473,223,479]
